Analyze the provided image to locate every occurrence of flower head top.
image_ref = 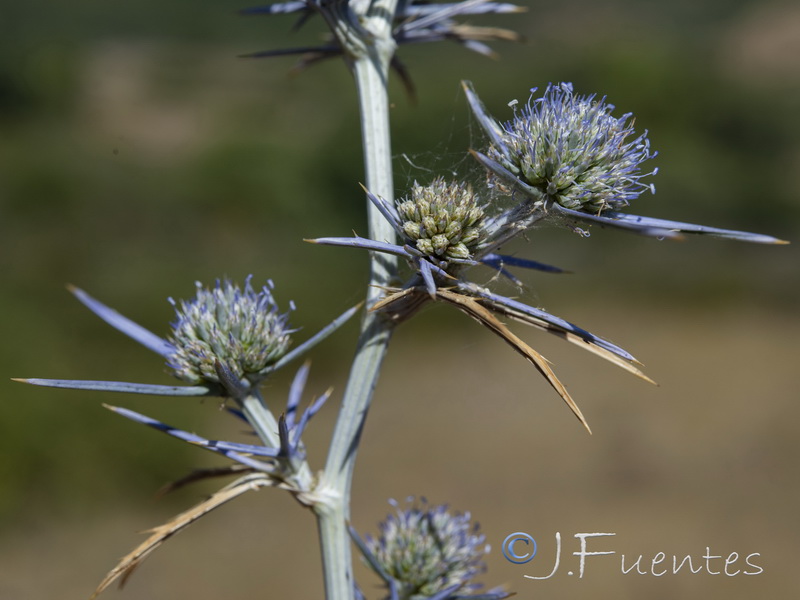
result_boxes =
[167,277,292,385]
[352,497,507,600]
[496,82,656,213]
[397,177,486,261]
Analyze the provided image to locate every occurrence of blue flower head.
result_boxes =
[465,80,787,242]
[167,277,293,385]
[17,278,358,399]
[352,497,508,600]
[497,82,657,213]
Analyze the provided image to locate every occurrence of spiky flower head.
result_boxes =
[241,2,525,75]
[365,498,491,600]
[495,82,657,213]
[396,177,486,260]
[167,277,292,385]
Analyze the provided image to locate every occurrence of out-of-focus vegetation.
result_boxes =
[0,1,798,597]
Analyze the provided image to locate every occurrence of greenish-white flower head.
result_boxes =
[366,498,490,600]
[167,277,292,385]
[495,82,657,213]
[396,177,486,260]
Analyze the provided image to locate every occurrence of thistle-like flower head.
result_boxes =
[465,80,786,242]
[494,82,656,213]
[168,277,292,385]
[397,177,486,260]
[356,498,506,600]
[18,279,358,399]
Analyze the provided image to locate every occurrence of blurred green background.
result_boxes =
[1,1,798,598]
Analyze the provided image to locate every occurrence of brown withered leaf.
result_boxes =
[480,298,657,385]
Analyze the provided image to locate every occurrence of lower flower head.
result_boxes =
[396,177,486,260]
[495,82,657,212]
[365,497,490,599]
[167,277,292,385]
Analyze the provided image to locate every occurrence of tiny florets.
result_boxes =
[495,82,657,213]
[365,498,490,599]
[167,277,292,385]
[396,177,485,260]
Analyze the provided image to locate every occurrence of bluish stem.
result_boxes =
[313,2,400,600]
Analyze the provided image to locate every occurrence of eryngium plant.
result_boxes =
[14,2,788,600]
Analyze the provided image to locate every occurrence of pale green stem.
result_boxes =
[240,389,314,490]
[313,2,400,600]
[240,391,281,447]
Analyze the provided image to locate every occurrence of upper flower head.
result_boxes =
[465,80,786,242]
[397,177,486,260]
[241,1,525,63]
[167,277,292,385]
[357,497,505,600]
[492,82,657,213]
